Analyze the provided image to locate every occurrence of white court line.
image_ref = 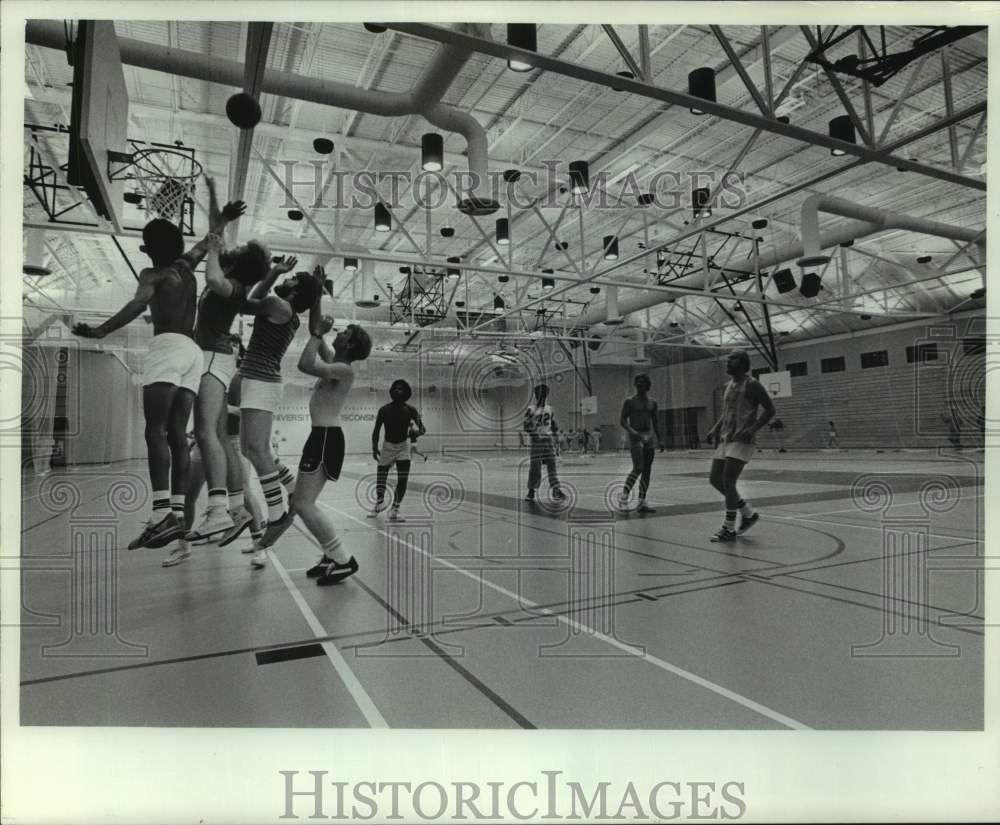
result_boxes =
[763,512,983,543]
[268,551,387,728]
[319,501,811,731]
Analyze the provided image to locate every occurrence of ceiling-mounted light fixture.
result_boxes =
[568,160,589,194]
[692,187,712,218]
[751,218,768,230]
[374,202,391,232]
[440,226,455,238]
[364,23,387,34]
[344,257,358,272]
[313,137,334,155]
[496,217,510,245]
[506,24,536,72]
[498,274,510,283]
[494,295,505,310]
[828,115,856,156]
[859,314,872,321]
[589,286,601,295]
[446,257,461,278]
[687,67,716,115]
[123,192,143,205]
[772,268,796,294]
[542,269,555,290]
[602,235,619,260]
[502,169,521,183]
[799,272,822,298]
[455,300,466,308]
[288,209,303,221]
[555,241,569,251]
[421,132,443,171]
[612,70,635,92]
[917,255,933,264]
[637,192,655,207]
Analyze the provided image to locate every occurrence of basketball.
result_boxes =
[225,92,262,129]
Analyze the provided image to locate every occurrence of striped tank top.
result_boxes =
[239,313,299,383]
[719,377,760,443]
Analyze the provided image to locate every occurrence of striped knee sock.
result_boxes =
[207,487,228,511]
[170,494,185,520]
[322,535,349,565]
[259,471,285,521]
[275,461,296,494]
[228,489,245,511]
[724,509,737,531]
[152,490,170,517]
[737,498,754,518]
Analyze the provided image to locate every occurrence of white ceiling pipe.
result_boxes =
[573,198,987,328]
[605,284,622,325]
[25,21,496,210]
[798,193,986,268]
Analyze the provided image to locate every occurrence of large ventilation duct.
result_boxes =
[574,196,986,327]
[25,21,498,215]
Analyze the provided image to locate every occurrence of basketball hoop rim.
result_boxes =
[109,147,203,183]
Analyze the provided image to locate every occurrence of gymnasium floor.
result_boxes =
[19,448,984,730]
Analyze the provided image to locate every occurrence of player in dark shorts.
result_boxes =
[240,265,320,546]
[274,266,372,586]
[72,196,245,564]
[368,379,426,522]
[187,178,283,543]
[523,383,565,502]
[617,374,665,514]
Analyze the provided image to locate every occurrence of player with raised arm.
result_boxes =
[71,195,245,562]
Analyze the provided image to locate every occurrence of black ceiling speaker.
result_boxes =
[687,67,716,115]
[772,268,796,294]
[799,272,821,298]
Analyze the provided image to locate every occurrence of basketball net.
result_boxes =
[127,147,203,223]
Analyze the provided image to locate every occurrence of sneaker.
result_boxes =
[217,507,253,547]
[388,506,405,522]
[552,489,566,501]
[306,556,335,578]
[250,549,267,569]
[367,499,387,518]
[185,508,233,543]
[636,502,657,514]
[316,556,359,586]
[127,517,159,550]
[711,526,738,543]
[144,512,184,549]
[737,512,759,535]
[161,541,191,567]
[524,492,536,503]
[617,493,630,510]
[259,511,293,548]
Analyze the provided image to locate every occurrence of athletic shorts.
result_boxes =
[201,349,237,388]
[142,333,201,393]
[712,438,755,464]
[227,405,241,437]
[299,426,345,480]
[241,378,284,413]
[378,439,411,467]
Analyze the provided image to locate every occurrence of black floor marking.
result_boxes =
[21,489,108,534]
[635,592,658,601]
[352,578,535,729]
[255,643,325,666]
[672,468,982,488]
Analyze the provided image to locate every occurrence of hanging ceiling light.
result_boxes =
[446,256,461,278]
[828,115,856,156]
[496,217,510,245]
[506,24,536,72]
[771,268,796,294]
[343,257,358,272]
[612,70,635,92]
[555,241,569,251]
[692,187,712,218]
[287,209,303,221]
[687,67,716,115]
[568,160,590,194]
[313,137,334,155]
[421,132,443,171]
[498,274,510,283]
[637,192,655,207]
[440,226,455,237]
[364,23,387,34]
[602,235,619,260]
[542,269,555,290]
[799,272,822,298]
[589,286,601,295]
[494,295,505,310]
[374,202,391,232]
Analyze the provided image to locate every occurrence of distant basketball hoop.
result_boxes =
[108,146,203,222]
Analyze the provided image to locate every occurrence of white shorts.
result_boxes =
[378,439,411,467]
[201,349,237,388]
[240,378,284,413]
[142,333,201,393]
[712,438,756,464]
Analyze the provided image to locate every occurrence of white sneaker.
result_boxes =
[185,507,233,542]
[250,548,267,569]
[388,505,405,522]
[161,541,191,567]
[217,507,253,547]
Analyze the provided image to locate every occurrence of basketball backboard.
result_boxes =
[67,21,128,233]
[757,370,792,398]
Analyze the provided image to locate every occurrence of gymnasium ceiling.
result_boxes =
[21,19,988,370]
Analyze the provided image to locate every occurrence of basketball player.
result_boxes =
[239,265,322,546]
[287,266,372,585]
[71,197,245,557]
[523,384,564,502]
[617,374,664,513]
[827,420,840,449]
[186,181,286,542]
[368,379,426,521]
[704,350,775,542]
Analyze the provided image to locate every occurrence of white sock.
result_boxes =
[323,536,350,565]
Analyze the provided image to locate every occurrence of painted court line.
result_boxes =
[268,550,387,728]
[320,501,811,730]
